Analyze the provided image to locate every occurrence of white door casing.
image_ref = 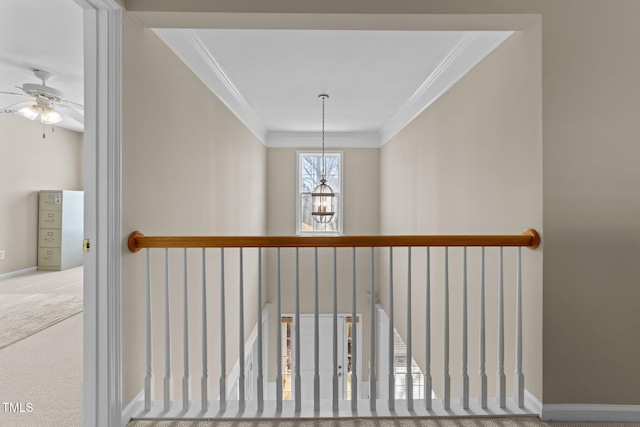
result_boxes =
[73,0,122,426]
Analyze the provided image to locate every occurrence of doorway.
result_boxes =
[281,314,361,401]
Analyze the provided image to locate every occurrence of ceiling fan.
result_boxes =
[0,69,84,133]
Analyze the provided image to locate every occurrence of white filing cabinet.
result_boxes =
[38,190,84,271]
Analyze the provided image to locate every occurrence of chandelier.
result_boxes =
[311,94,336,224]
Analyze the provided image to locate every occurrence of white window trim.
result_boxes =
[296,150,344,235]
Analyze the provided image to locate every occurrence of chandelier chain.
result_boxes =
[321,95,326,181]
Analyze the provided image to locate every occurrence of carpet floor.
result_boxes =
[126,416,640,427]
[0,267,83,426]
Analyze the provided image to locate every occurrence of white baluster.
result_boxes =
[183,249,191,410]
[332,247,339,411]
[257,248,264,412]
[239,248,245,410]
[164,248,173,411]
[497,247,506,408]
[352,247,358,410]
[145,249,153,411]
[276,248,282,412]
[461,247,469,409]
[294,248,301,412]
[388,247,395,411]
[219,248,226,411]
[369,247,376,411]
[443,247,450,410]
[480,247,487,409]
[515,247,525,408]
[314,247,320,412]
[406,247,413,410]
[424,247,432,411]
[201,248,209,411]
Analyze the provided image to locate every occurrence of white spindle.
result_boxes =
[239,248,245,409]
[294,248,301,412]
[424,247,432,410]
[388,247,395,411]
[515,246,525,408]
[497,247,506,408]
[479,247,487,409]
[145,249,153,411]
[369,247,376,411]
[219,248,226,410]
[443,247,450,410]
[461,247,469,409]
[183,249,191,410]
[257,247,264,411]
[276,248,282,412]
[201,248,209,411]
[164,248,172,411]
[314,247,320,412]
[332,247,339,411]
[352,247,358,410]
[406,247,413,410]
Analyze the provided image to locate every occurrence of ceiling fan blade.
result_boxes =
[1,100,33,113]
[57,103,84,125]
[0,90,28,97]
[60,99,84,110]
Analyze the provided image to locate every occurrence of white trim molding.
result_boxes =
[378,31,513,145]
[152,28,268,144]
[268,132,380,148]
[121,389,144,427]
[524,389,542,416]
[542,404,640,423]
[74,0,122,426]
[0,266,37,280]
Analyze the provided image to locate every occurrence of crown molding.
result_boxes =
[153,28,268,144]
[267,131,380,148]
[378,31,513,145]
[153,29,511,148]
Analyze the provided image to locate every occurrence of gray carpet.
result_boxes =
[0,292,83,349]
[0,312,82,426]
[126,416,640,427]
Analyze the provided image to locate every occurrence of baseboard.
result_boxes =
[525,389,542,415]
[121,389,144,427]
[0,266,37,280]
[541,403,640,422]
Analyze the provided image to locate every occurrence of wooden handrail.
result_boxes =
[128,229,539,252]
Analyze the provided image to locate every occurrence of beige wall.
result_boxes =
[380,23,542,399]
[0,115,83,275]
[121,0,640,407]
[265,148,379,384]
[121,12,266,404]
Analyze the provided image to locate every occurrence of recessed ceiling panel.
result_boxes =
[154,28,513,146]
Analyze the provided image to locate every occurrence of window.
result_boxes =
[297,151,342,234]
[393,329,425,400]
[281,318,292,400]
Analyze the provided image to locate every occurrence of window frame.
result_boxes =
[296,150,344,235]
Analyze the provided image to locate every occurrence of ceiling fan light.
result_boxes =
[41,108,62,124]
[19,105,40,120]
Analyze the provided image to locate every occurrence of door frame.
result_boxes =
[73,0,122,426]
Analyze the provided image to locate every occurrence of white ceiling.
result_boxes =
[154,28,513,147]
[0,0,84,133]
[0,1,512,144]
